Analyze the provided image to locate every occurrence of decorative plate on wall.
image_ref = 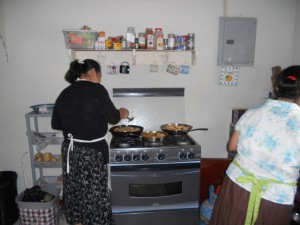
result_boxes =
[219,65,239,86]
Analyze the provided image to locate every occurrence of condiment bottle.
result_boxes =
[95,31,106,50]
[126,27,136,49]
[105,37,113,49]
[138,32,146,49]
[168,33,175,50]
[186,33,195,50]
[135,38,139,49]
[182,35,188,50]
[155,28,164,50]
[99,32,106,50]
[145,28,154,49]
[121,37,126,49]
[163,39,168,50]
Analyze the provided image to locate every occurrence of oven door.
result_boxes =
[110,162,200,213]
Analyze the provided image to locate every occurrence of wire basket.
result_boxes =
[34,155,62,168]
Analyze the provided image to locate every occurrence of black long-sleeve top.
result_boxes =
[51,81,120,140]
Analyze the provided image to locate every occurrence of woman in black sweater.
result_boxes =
[52,59,129,225]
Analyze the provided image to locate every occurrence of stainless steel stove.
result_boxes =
[109,134,201,225]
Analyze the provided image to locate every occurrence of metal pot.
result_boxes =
[109,125,144,138]
[161,123,208,136]
[141,131,168,143]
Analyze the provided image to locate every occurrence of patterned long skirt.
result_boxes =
[209,175,293,225]
[61,141,113,225]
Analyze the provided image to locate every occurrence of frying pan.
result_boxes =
[141,131,168,143]
[161,123,208,136]
[109,125,144,138]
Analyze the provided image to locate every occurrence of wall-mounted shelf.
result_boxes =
[69,49,197,66]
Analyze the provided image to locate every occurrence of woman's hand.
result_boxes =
[119,108,129,120]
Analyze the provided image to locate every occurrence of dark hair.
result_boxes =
[64,59,101,83]
[275,65,300,100]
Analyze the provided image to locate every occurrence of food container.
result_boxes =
[30,104,55,114]
[63,29,98,49]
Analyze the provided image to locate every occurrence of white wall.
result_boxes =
[0,0,298,192]
[293,0,300,64]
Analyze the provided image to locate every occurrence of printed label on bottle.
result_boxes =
[168,38,175,48]
[138,37,145,45]
[147,35,154,48]
[156,37,164,50]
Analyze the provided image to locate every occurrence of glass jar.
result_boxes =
[105,37,113,49]
[145,28,154,49]
[126,27,136,49]
[138,33,146,49]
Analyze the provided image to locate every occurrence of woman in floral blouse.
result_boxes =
[209,65,300,225]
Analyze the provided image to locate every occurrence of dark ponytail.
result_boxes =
[275,65,300,100]
[64,59,101,83]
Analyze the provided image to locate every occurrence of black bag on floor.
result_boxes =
[22,185,49,202]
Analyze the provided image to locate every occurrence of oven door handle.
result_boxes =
[110,162,200,172]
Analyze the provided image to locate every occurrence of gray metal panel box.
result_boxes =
[217,17,257,66]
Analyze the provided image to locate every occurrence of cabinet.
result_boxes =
[200,158,232,203]
[25,112,63,195]
[69,49,197,66]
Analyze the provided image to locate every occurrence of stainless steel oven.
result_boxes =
[110,134,201,225]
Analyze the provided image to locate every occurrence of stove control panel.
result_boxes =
[111,147,200,164]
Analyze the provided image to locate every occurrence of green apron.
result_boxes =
[232,158,296,225]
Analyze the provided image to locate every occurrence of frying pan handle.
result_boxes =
[190,128,208,132]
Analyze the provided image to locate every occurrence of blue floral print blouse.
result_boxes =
[227,99,300,204]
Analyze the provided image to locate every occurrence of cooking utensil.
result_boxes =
[141,131,168,143]
[109,125,143,138]
[127,116,134,122]
[161,123,208,136]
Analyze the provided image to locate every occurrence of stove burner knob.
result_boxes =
[188,152,196,159]
[133,154,140,161]
[115,155,123,162]
[157,153,165,161]
[141,154,149,161]
[179,152,187,160]
[124,154,132,162]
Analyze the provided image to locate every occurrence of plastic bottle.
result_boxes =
[126,27,136,49]
[98,32,106,50]
[154,28,164,50]
[145,28,154,49]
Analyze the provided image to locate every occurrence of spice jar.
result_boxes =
[138,33,146,49]
[145,28,154,49]
[105,37,113,49]
[167,33,175,50]
[187,33,195,50]
[155,28,164,50]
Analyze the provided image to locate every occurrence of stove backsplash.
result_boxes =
[110,88,185,132]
